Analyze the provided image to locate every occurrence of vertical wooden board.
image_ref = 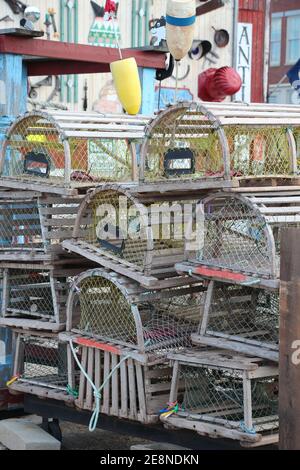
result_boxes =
[243,372,253,430]
[127,358,138,420]
[279,228,300,450]
[120,359,128,418]
[85,347,94,410]
[135,362,147,423]
[67,344,75,390]
[94,349,101,393]
[110,354,119,417]
[13,333,21,376]
[77,346,88,409]
[102,351,110,415]
[169,360,180,403]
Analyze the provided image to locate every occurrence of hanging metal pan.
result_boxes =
[212,26,230,48]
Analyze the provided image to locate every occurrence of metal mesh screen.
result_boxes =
[144,107,224,181]
[19,335,68,390]
[72,275,204,354]
[0,199,43,251]
[224,126,291,177]
[71,137,133,183]
[2,114,137,185]
[179,365,278,434]
[2,115,65,182]
[2,268,67,320]
[197,196,274,277]
[81,190,149,270]
[206,283,279,347]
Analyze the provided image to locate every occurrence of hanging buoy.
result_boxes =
[166,0,196,61]
[198,66,242,102]
[110,58,142,115]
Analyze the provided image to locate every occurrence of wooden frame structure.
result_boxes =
[65,268,205,356]
[63,183,213,288]
[178,190,300,288]
[140,101,300,188]
[0,189,83,261]
[162,349,279,447]
[0,111,149,195]
[0,263,85,332]
[191,280,279,362]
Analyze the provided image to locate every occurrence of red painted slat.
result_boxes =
[75,337,121,355]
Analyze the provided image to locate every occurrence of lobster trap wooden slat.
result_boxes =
[66,268,205,357]
[183,190,300,284]
[162,349,279,446]
[191,280,280,362]
[63,183,210,286]
[0,111,149,194]
[0,264,84,331]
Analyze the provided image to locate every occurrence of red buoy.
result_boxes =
[198,66,242,102]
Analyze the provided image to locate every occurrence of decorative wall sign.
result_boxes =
[235,22,253,103]
[149,16,166,47]
[154,86,193,109]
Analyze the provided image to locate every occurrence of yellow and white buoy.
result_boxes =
[166,0,196,61]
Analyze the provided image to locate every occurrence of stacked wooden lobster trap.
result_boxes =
[2,101,300,447]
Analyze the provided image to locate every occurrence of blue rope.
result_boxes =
[240,421,257,435]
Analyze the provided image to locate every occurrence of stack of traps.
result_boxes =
[10,268,206,424]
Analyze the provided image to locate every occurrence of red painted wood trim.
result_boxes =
[0,36,166,69]
[75,337,121,355]
[193,266,248,282]
[26,60,110,76]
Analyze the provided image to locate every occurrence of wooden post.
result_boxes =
[279,228,300,450]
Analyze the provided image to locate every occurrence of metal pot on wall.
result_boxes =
[212,26,230,48]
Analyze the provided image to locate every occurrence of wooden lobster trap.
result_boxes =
[162,349,279,447]
[178,190,300,288]
[9,329,186,424]
[0,264,83,331]
[0,111,148,196]
[8,330,75,403]
[0,190,83,261]
[191,281,279,362]
[66,268,205,357]
[140,101,300,188]
[62,183,208,288]
[58,333,187,424]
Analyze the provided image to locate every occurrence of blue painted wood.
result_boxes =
[0,53,27,397]
[0,53,27,117]
[139,67,156,115]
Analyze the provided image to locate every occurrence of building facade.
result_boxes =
[269,0,300,104]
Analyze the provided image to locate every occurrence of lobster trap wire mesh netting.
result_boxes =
[19,335,68,389]
[2,115,65,182]
[144,107,224,181]
[179,365,278,433]
[3,269,67,320]
[73,275,204,354]
[197,196,273,277]
[206,283,279,346]
[0,199,43,251]
[82,190,149,270]
[224,126,291,177]
[73,137,133,182]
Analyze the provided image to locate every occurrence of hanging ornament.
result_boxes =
[166,0,196,61]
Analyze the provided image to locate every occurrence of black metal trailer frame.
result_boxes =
[22,395,277,450]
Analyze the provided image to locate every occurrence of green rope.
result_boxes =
[69,340,131,432]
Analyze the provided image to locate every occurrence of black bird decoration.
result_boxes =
[90,1,105,18]
[4,0,27,15]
